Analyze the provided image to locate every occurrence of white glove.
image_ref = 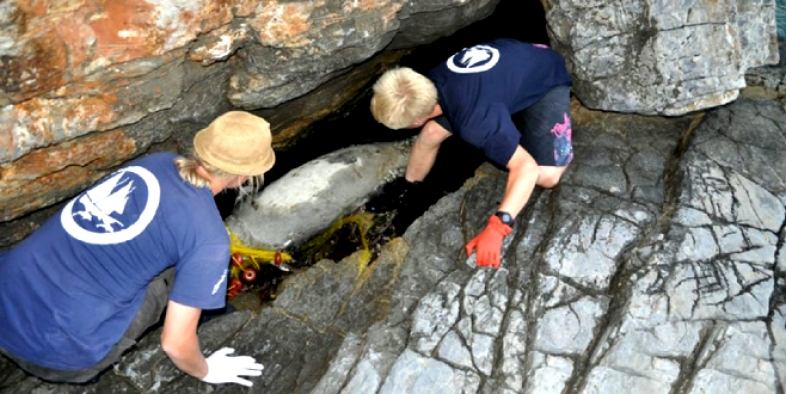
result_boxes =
[202,347,264,387]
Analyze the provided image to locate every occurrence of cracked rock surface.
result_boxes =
[2,91,786,393]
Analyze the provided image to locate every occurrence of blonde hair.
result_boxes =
[175,154,264,202]
[370,67,438,130]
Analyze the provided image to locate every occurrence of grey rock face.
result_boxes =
[544,0,780,115]
[348,98,780,394]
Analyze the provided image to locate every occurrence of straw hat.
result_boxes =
[193,111,276,176]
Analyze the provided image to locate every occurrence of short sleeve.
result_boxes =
[432,115,454,133]
[170,243,230,310]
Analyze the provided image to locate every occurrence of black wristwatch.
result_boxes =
[494,211,515,228]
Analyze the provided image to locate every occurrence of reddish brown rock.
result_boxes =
[0,130,137,222]
[0,27,68,102]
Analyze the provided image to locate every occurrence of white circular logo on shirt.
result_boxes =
[447,45,500,74]
[61,166,161,245]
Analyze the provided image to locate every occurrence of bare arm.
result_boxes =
[498,146,540,218]
[405,120,452,182]
[160,300,208,379]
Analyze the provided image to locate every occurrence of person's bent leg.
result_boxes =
[0,268,175,383]
[536,165,568,189]
[122,267,174,341]
[77,267,176,381]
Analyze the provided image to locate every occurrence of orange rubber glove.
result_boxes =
[465,215,513,269]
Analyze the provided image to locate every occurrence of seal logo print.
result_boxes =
[61,166,161,245]
[447,44,500,73]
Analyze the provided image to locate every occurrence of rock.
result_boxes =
[544,0,779,115]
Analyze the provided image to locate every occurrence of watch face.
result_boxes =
[496,211,514,226]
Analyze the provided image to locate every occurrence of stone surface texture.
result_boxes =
[543,0,780,115]
[2,63,784,393]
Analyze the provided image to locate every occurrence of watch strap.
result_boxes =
[494,211,515,228]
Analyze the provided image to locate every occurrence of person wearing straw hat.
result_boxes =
[0,111,274,387]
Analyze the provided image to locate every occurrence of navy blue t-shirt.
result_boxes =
[427,38,572,167]
[0,152,230,370]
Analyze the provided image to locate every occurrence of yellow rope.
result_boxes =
[319,213,373,278]
[226,227,293,275]
[225,212,373,279]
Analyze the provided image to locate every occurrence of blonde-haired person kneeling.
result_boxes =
[368,39,574,270]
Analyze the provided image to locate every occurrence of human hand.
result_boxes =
[365,177,422,213]
[201,347,264,387]
[464,215,513,269]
